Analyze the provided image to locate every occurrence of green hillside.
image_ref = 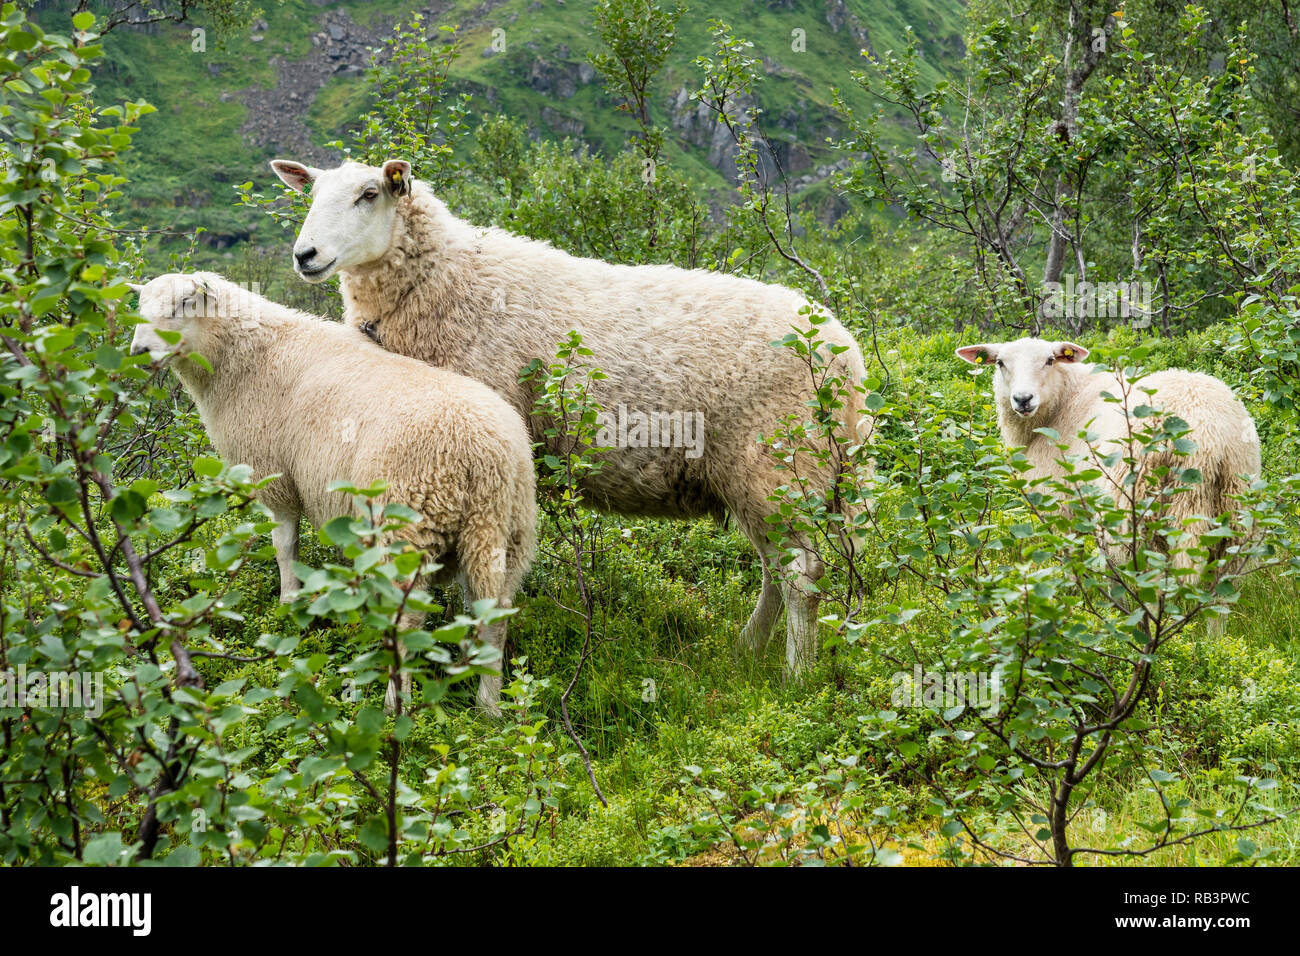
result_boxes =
[46,0,966,249]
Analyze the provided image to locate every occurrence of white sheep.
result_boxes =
[130,272,538,715]
[269,158,873,672]
[956,337,1261,572]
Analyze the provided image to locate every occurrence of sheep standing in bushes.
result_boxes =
[269,157,872,672]
[130,273,537,714]
[956,338,1261,572]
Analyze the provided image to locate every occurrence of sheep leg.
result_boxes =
[781,547,825,674]
[271,512,301,602]
[454,581,508,714]
[459,531,511,718]
[381,529,454,714]
[382,649,405,714]
[735,562,783,658]
[463,576,508,718]
[1174,512,1231,639]
[383,608,423,714]
[474,618,508,718]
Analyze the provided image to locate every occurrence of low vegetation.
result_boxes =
[1,0,1298,866]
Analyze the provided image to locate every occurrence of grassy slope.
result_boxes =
[186,320,1299,866]
[504,324,1300,865]
[520,326,1300,865]
[36,1,1299,864]
[58,0,966,253]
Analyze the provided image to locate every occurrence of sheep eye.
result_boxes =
[358,189,378,203]
[995,359,1004,368]
[1046,357,1055,366]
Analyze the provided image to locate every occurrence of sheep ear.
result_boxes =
[955,344,997,366]
[381,159,412,197]
[184,277,218,317]
[270,160,319,193]
[1055,342,1088,362]
[126,282,145,294]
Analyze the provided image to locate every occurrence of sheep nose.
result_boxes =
[295,246,317,266]
[1012,392,1034,409]
[130,344,147,356]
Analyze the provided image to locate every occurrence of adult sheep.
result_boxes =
[130,272,537,715]
[955,337,1261,571]
[269,157,872,671]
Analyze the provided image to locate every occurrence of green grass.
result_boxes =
[167,321,1300,866]
[28,0,1297,867]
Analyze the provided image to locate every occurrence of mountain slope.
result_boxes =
[46,0,968,246]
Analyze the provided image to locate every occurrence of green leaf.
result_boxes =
[163,845,200,867]
[359,816,389,855]
[84,831,126,866]
[45,477,80,507]
[187,351,214,374]
[320,515,358,548]
[356,706,385,735]
[7,29,36,51]
[394,550,422,575]
[193,456,223,478]
[94,342,122,370]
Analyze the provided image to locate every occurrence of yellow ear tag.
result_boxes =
[1062,347,1074,358]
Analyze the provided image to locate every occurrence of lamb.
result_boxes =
[129,272,538,715]
[955,338,1261,571]
[269,157,873,672]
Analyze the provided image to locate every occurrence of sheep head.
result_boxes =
[131,274,211,357]
[271,158,412,283]
[956,337,1089,420]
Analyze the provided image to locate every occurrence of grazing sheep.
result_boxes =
[269,157,873,671]
[955,338,1261,570]
[129,272,538,715]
